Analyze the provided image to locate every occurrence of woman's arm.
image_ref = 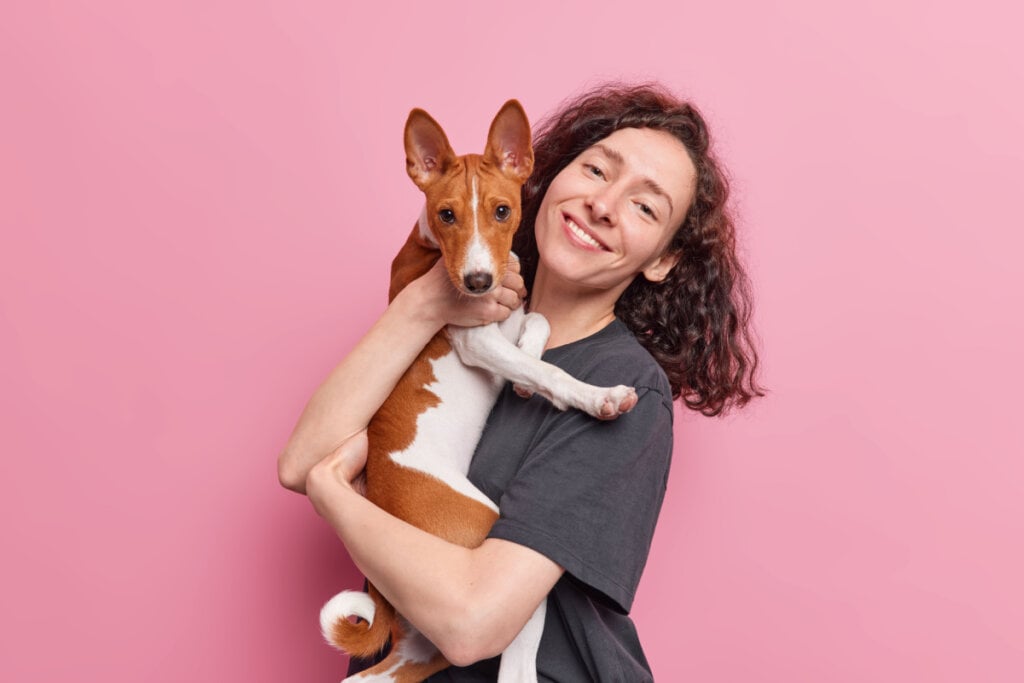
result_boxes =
[278,258,526,493]
[306,432,564,666]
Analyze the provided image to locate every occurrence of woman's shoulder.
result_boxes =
[542,318,672,410]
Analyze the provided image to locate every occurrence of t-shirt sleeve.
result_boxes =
[486,385,673,614]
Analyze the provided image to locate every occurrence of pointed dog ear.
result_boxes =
[405,109,457,190]
[485,100,533,183]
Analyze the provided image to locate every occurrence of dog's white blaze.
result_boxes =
[389,348,501,513]
[464,232,494,276]
[470,174,479,229]
[463,174,495,278]
[418,206,438,247]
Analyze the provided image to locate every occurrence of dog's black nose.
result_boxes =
[464,272,493,294]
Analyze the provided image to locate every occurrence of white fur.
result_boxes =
[497,601,546,683]
[417,207,438,247]
[462,176,495,280]
[449,313,637,416]
[320,590,376,649]
[470,175,480,223]
[463,232,494,279]
[391,622,437,664]
[341,621,438,683]
[389,347,502,513]
[514,312,550,358]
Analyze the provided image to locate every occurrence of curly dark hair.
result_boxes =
[513,83,764,416]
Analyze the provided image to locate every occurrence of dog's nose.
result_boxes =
[463,272,493,294]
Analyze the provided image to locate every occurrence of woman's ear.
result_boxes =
[642,250,681,283]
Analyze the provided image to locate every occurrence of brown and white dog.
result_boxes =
[319,101,637,682]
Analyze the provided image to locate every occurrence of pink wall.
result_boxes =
[3,1,1022,680]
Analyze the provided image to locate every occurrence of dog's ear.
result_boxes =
[485,100,533,183]
[405,109,457,190]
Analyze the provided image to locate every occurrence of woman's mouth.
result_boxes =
[563,214,608,251]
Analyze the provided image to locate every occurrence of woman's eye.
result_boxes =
[438,209,456,224]
[638,203,655,218]
[495,205,511,222]
[585,164,605,179]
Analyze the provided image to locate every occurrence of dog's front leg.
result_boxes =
[510,311,549,359]
[497,599,546,683]
[447,323,637,419]
[502,312,553,400]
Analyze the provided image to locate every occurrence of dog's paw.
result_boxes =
[593,386,638,420]
[512,383,535,399]
[515,381,571,410]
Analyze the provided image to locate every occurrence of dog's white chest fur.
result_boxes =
[388,346,504,513]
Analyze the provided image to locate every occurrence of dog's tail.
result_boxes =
[319,585,396,658]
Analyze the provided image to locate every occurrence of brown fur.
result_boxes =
[364,318,501,546]
[418,155,524,292]
[354,649,449,682]
[325,101,533,679]
[327,584,397,659]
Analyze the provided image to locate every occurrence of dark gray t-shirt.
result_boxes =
[434,318,674,682]
[350,319,674,681]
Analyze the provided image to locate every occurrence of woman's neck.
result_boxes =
[528,267,622,349]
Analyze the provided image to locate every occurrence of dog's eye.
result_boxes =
[495,205,511,222]
[438,209,456,224]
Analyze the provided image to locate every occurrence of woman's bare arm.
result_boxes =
[306,432,564,666]
[277,258,525,493]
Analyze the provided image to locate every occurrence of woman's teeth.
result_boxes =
[567,218,602,249]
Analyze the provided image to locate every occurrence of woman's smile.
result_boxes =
[561,212,610,251]
[533,126,697,296]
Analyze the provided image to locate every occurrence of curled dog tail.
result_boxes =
[319,586,396,658]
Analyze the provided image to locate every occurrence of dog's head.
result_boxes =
[404,101,533,295]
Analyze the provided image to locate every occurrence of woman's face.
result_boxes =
[533,127,697,294]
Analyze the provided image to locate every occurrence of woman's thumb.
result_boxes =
[334,430,369,481]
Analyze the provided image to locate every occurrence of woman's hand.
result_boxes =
[407,257,527,330]
[306,431,369,517]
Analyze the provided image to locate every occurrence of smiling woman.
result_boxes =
[515,84,763,415]
[530,127,696,310]
[282,82,763,682]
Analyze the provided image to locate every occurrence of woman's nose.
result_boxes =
[586,185,620,226]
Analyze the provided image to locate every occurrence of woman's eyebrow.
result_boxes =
[593,143,674,216]
[593,143,626,167]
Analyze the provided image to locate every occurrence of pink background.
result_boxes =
[3,1,1022,680]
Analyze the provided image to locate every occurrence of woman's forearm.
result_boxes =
[305,441,562,666]
[278,258,526,493]
[278,282,443,492]
[320,482,481,654]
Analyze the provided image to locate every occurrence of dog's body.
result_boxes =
[319,102,636,683]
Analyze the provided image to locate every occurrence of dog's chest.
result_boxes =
[388,348,503,512]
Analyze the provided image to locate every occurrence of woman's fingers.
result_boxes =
[331,431,369,484]
[503,254,526,297]
[463,283,523,325]
[501,270,528,301]
[307,431,369,507]
[417,257,527,327]
[494,285,523,312]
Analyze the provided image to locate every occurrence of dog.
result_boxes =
[319,100,638,682]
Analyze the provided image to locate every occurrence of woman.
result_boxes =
[279,83,763,681]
